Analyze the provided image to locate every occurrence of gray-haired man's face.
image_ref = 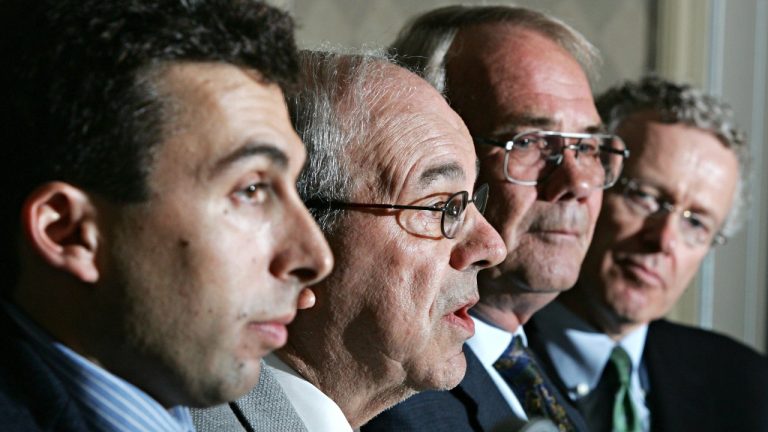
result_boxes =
[579,110,738,326]
[445,25,603,299]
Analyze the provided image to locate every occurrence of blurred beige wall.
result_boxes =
[276,0,652,94]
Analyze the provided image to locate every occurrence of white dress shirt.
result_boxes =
[533,301,651,431]
[264,354,353,432]
[465,315,528,420]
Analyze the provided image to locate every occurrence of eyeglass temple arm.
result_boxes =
[304,200,441,212]
[599,145,630,158]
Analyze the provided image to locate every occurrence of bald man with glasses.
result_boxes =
[526,77,768,432]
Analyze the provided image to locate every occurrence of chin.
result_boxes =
[195,357,263,407]
[419,349,468,391]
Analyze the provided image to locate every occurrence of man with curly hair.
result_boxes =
[526,76,768,432]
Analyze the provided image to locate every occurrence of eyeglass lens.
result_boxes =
[505,131,625,188]
[622,180,719,247]
[442,184,489,239]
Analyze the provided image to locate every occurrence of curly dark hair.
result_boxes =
[0,0,299,288]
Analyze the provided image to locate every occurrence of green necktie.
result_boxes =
[609,346,641,432]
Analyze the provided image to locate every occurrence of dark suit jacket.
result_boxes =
[527,318,768,432]
[0,308,90,431]
[362,344,587,432]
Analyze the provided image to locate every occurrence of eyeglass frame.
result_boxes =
[615,177,727,247]
[303,183,490,240]
[474,130,630,188]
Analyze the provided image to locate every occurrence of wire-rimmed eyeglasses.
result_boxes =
[616,178,727,247]
[474,130,629,189]
[304,183,490,239]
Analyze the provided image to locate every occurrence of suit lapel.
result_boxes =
[525,319,591,432]
[231,363,308,432]
[451,345,526,431]
[644,321,709,432]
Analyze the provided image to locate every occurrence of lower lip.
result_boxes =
[444,307,475,336]
[248,322,288,349]
[621,262,663,287]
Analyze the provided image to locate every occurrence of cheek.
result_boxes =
[673,253,708,294]
[485,182,536,244]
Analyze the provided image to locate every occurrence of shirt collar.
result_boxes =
[466,315,526,368]
[264,353,353,432]
[3,302,194,432]
[533,301,648,398]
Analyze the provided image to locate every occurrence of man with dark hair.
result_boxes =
[365,5,628,431]
[194,50,507,432]
[0,0,332,430]
[527,76,768,432]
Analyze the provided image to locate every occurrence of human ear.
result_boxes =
[21,182,101,283]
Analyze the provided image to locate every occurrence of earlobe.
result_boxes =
[22,182,101,283]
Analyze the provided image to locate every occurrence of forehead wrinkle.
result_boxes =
[372,108,467,200]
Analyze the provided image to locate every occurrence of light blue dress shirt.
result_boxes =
[4,303,195,432]
[533,301,651,432]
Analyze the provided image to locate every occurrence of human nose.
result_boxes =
[449,206,506,271]
[538,149,602,202]
[270,196,334,285]
[641,211,679,254]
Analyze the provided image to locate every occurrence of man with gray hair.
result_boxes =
[365,5,628,432]
[193,50,507,431]
[526,77,768,432]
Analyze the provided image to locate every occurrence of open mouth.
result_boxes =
[443,301,477,336]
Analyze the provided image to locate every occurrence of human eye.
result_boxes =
[626,184,659,212]
[233,179,274,205]
[683,212,713,235]
[576,138,599,156]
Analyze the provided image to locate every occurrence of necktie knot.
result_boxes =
[609,345,632,385]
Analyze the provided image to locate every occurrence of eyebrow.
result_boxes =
[494,114,606,135]
[418,162,466,187]
[209,141,288,177]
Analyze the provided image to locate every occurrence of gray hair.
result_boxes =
[291,50,396,234]
[596,76,749,237]
[389,5,601,93]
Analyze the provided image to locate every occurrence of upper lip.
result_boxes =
[448,295,479,316]
[253,312,296,326]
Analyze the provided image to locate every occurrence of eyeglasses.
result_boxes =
[304,183,489,239]
[474,130,629,189]
[616,178,727,247]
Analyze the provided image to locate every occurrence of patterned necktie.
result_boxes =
[608,346,641,432]
[493,336,575,432]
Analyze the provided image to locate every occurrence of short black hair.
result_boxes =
[0,0,299,289]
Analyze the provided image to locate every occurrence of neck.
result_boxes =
[279,330,413,428]
[558,285,644,341]
[476,275,559,332]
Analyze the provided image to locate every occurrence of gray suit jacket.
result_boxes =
[192,361,308,432]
